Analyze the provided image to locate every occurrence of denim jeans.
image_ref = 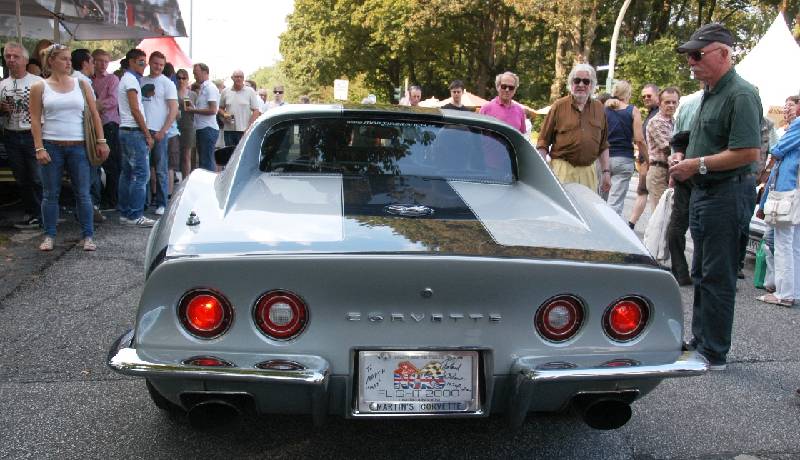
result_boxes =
[118,129,150,220]
[605,156,634,216]
[196,127,219,171]
[149,130,170,208]
[40,141,93,238]
[689,174,754,365]
[224,130,244,147]
[3,130,42,218]
[101,122,121,208]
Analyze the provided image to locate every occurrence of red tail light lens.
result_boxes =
[183,356,234,367]
[254,290,308,340]
[178,289,233,339]
[603,297,650,341]
[534,295,584,342]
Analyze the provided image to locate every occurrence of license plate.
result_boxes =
[356,350,480,414]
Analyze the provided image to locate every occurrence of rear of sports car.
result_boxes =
[108,106,706,429]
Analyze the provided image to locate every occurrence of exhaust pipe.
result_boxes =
[573,395,633,430]
[187,399,242,430]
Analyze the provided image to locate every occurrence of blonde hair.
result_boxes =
[40,43,69,75]
[611,80,632,102]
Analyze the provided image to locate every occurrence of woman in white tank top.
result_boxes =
[29,44,109,252]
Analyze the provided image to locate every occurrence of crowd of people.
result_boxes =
[0,40,297,251]
[2,23,798,385]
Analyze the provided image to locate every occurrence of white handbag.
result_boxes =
[763,160,800,225]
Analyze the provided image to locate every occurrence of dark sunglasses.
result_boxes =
[686,47,723,62]
[572,78,591,86]
[274,90,284,94]
[176,76,188,80]
[499,84,515,91]
[136,59,146,65]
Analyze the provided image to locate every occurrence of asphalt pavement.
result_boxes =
[0,175,799,460]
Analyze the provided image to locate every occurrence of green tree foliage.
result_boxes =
[615,37,698,101]
[276,0,795,106]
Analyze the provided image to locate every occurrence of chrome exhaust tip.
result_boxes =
[186,399,242,430]
[573,393,634,430]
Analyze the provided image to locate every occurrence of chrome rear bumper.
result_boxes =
[507,351,708,427]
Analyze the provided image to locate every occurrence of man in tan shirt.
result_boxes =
[537,63,610,193]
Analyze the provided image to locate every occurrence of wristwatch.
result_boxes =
[698,157,708,175]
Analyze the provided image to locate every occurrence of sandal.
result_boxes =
[39,236,54,251]
[756,294,794,307]
[82,238,96,252]
[765,286,776,293]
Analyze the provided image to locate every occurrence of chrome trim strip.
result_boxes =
[507,351,708,427]
[107,330,328,386]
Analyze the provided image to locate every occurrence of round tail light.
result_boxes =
[534,295,584,342]
[178,289,233,339]
[603,297,650,342]
[254,290,308,340]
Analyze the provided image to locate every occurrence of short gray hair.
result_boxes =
[3,42,28,59]
[495,71,519,88]
[567,63,597,90]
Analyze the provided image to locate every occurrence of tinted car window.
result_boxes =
[259,118,514,183]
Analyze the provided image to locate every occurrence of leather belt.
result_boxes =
[119,126,140,131]
[649,160,669,168]
[44,140,83,146]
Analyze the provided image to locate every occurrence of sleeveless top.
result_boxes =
[605,104,634,158]
[42,78,85,141]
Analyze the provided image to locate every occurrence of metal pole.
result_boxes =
[189,0,193,59]
[15,0,22,43]
[53,0,62,43]
[606,0,632,91]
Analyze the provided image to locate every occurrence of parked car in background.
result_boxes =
[108,105,707,430]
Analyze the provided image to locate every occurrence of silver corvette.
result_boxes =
[108,105,707,430]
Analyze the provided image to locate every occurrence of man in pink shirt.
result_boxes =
[480,71,526,133]
[91,48,121,209]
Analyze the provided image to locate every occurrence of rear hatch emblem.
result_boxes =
[384,204,434,217]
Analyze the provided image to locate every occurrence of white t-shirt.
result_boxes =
[220,86,261,131]
[118,71,146,128]
[71,70,92,86]
[141,74,177,131]
[0,73,43,130]
[194,80,220,130]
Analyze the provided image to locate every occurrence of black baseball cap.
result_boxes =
[677,23,734,52]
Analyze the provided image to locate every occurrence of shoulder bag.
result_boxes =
[763,159,800,225]
[79,80,103,166]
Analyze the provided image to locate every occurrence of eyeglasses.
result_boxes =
[499,84,515,91]
[274,90,284,94]
[572,78,591,86]
[176,76,188,80]
[136,59,146,66]
[687,47,723,62]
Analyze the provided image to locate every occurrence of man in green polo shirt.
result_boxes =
[669,23,762,371]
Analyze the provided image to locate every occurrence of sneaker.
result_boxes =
[737,269,745,280]
[132,216,156,227]
[708,362,727,371]
[39,236,54,251]
[154,206,165,216]
[93,206,107,222]
[14,216,41,229]
[82,238,97,251]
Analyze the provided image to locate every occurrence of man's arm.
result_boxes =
[536,106,557,160]
[154,99,179,141]
[127,89,153,149]
[668,147,760,181]
[191,101,217,116]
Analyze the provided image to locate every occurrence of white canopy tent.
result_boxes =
[736,13,800,113]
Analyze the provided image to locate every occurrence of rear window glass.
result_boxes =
[259,118,515,183]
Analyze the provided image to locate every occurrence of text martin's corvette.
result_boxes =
[108,105,707,430]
